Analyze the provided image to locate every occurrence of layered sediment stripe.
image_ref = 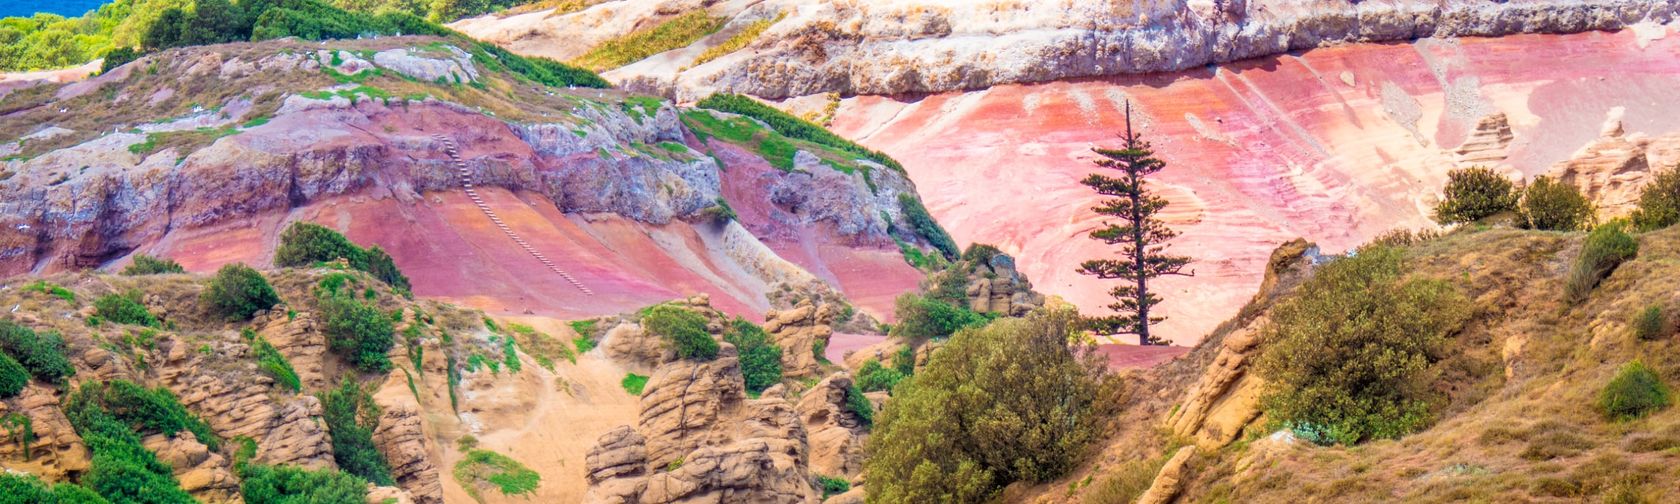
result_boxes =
[432,134,594,295]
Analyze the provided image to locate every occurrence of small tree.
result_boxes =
[1519,176,1594,231]
[1433,166,1517,224]
[1631,166,1680,231]
[202,263,281,320]
[122,254,185,275]
[642,305,718,360]
[1077,103,1192,345]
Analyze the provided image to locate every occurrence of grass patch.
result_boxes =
[695,93,904,173]
[571,11,727,71]
[692,14,785,67]
[621,373,649,396]
[453,449,540,502]
[24,281,75,303]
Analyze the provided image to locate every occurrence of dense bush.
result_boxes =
[642,305,718,360]
[0,472,108,504]
[318,376,394,486]
[1565,222,1638,303]
[66,380,215,504]
[202,263,281,320]
[890,293,989,341]
[275,222,410,293]
[855,359,906,393]
[724,318,781,394]
[94,291,157,327]
[864,309,1118,503]
[1600,360,1671,421]
[1519,176,1594,231]
[0,352,28,398]
[897,194,959,260]
[317,292,395,373]
[239,464,368,504]
[1634,304,1667,341]
[1433,166,1517,224]
[0,320,76,385]
[121,254,184,275]
[1631,166,1680,231]
[620,373,648,396]
[0,8,121,72]
[815,474,850,498]
[845,383,873,426]
[243,328,302,392]
[695,93,906,173]
[67,380,220,451]
[1256,246,1471,446]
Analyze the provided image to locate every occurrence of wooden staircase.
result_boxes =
[433,134,592,295]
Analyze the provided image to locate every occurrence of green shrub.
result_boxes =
[275,222,410,293]
[890,293,989,341]
[67,395,196,504]
[891,345,916,375]
[239,463,369,504]
[845,383,873,426]
[815,474,851,498]
[1433,166,1517,224]
[1634,304,1667,341]
[121,254,184,275]
[0,320,76,385]
[243,329,302,392]
[24,281,75,302]
[1519,176,1594,231]
[1565,222,1638,303]
[501,335,521,373]
[318,376,394,486]
[0,352,28,399]
[897,194,959,260]
[202,263,281,321]
[700,197,738,223]
[317,292,395,373]
[855,359,906,393]
[642,305,718,360]
[1600,361,1671,421]
[0,472,108,504]
[864,309,1118,503]
[1631,166,1680,231]
[453,449,541,501]
[361,246,411,294]
[724,318,782,394]
[1256,246,1472,445]
[621,373,649,396]
[94,291,157,327]
[695,93,905,173]
[67,380,220,451]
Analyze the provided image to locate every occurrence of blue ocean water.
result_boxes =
[0,0,108,18]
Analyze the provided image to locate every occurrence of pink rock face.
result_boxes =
[829,29,1680,345]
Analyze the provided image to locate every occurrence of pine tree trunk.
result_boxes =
[1132,176,1150,346]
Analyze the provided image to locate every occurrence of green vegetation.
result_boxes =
[0,472,109,504]
[571,319,599,354]
[242,328,301,392]
[0,6,123,72]
[94,291,157,327]
[695,93,904,173]
[621,373,649,396]
[503,322,572,370]
[701,197,737,223]
[1634,304,1667,341]
[1599,361,1671,421]
[890,292,989,341]
[0,353,28,398]
[1433,166,1517,224]
[275,222,411,294]
[201,263,281,321]
[120,254,184,275]
[501,334,521,372]
[317,291,395,373]
[815,474,851,498]
[67,380,219,451]
[65,383,199,504]
[691,13,784,66]
[844,383,873,426]
[318,376,394,486]
[25,280,76,302]
[570,11,726,71]
[1565,221,1638,303]
[0,320,77,385]
[1632,166,1680,231]
[856,359,906,393]
[897,193,959,260]
[642,305,718,360]
[723,318,782,394]
[864,309,1118,503]
[452,449,541,502]
[1256,246,1471,446]
[238,463,369,504]
[1518,175,1594,231]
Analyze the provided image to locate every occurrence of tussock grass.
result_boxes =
[571,11,727,71]
[691,13,784,67]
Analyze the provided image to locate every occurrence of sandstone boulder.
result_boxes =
[0,384,89,480]
[373,404,444,504]
[764,300,836,378]
[795,373,869,477]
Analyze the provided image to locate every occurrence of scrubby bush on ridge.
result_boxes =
[1256,245,1472,446]
[642,305,718,360]
[1433,166,1517,224]
[1632,166,1680,231]
[1633,304,1667,341]
[1600,360,1671,421]
[121,254,184,275]
[1565,221,1638,303]
[724,318,781,394]
[238,463,368,504]
[890,292,989,342]
[318,376,394,486]
[1519,176,1594,231]
[94,291,157,327]
[316,292,395,373]
[0,320,76,385]
[202,263,281,321]
[275,222,411,294]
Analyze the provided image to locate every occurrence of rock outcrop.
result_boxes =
[0,384,90,480]
[456,0,1680,99]
[963,252,1045,316]
[763,300,837,379]
[373,403,445,504]
[1548,108,1680,217]
[1454,112,1515,167]
[1136,445,1197,504]
[794,374,869,477]
[143,432,240,501]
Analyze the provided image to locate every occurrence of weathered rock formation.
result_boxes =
[1454,112,1515,167]
[794,374,868,477]
[373,403,445,504]
[1548,108,1680,217]
[455,0,1680,99]
[143,432,240,501]
[0,384,89,480]
[962,251,1045,316]
[763,300,837,378]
